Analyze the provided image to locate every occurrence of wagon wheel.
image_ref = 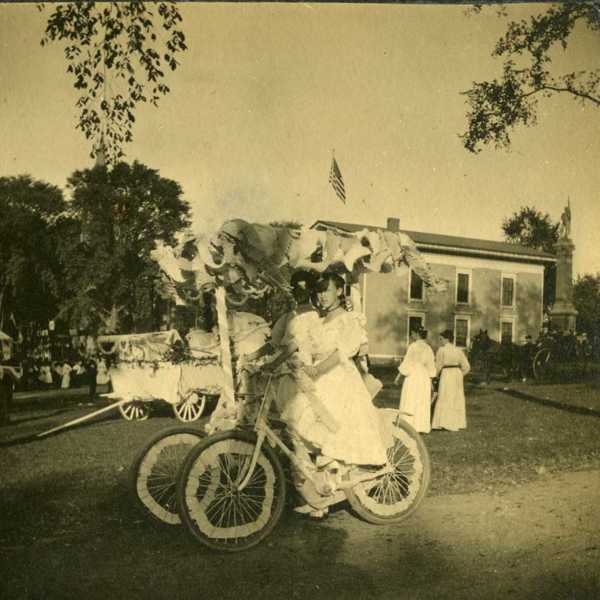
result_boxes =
[173,393,206,423]
[532,348,552,381]
[119,400,150,421]
[130,426,205,525]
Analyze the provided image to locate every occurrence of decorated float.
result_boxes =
[34,218,450,549]
[121,219,448,546]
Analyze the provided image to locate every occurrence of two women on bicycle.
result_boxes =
[244,269,387,517]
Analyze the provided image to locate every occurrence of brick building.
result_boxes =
[313,219,556,362]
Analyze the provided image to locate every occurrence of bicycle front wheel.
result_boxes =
[346,409,430,525]
[177,430,286,552]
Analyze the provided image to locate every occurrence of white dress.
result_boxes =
[398,339,436,433]
[312,311,388,465]
[96,359,110,385]
[60,364,72,389]
[432,343,470,431]
[275,309,331,448]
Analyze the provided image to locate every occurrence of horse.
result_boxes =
[469,329,523,384]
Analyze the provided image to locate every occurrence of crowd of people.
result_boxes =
[17,355,110,399]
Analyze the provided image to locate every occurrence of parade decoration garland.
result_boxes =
[151,219,449,307]
[96,330,220,371]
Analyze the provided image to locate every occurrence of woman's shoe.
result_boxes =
[293,504,314,515]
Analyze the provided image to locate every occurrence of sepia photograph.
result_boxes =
[1,1,599,598]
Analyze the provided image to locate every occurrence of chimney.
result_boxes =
[387,217,400,232]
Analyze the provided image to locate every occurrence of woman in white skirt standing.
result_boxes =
[432,329,470,431]
[395,326,436,433]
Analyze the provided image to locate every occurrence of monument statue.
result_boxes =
[559,200,572,239]
[551,199,577,332]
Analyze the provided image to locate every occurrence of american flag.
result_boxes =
[329,155,346,203]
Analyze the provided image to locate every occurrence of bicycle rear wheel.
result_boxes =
[130,426,205,525]
[532,348,552,381]
[177,430,286,552]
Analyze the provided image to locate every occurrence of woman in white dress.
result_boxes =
[309,272,388,466]
[60,361,72,389]
[432,329,470,431]
[283,272,388,518]
[395,326,436,433]
[96,358,110,386]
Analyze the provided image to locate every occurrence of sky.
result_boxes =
[1,2,599,276]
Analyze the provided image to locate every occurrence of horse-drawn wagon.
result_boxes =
[470,328,592,383]
[96,313,270,422]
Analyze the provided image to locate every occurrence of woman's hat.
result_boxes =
[440,329,454,341]
[290,269,318,291]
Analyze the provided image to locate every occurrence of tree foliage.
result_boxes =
[58,161,191,333]
[574,273,600,337]
[38,1,187,162]
[463,3,600,152]
[0,176,67,332]
[502,205,559,254]
[502,206,559,309]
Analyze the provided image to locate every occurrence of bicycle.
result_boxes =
[175,363,431,552]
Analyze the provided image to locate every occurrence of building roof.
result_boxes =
[312,220,556,264]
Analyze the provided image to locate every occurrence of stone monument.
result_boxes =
[550,201,577,332]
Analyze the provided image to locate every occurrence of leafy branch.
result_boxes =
[462,3,600,153]
[38,1,187,163]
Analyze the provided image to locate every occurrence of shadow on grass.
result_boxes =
[0,468,386,600]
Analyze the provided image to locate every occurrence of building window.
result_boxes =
[500,320,514,344]
[456,270,471,304]
[407,314,425,346]
[501,275,515,307]
[409,269,424,301]
[454,316,470,348]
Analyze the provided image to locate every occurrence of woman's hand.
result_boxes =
[394,373,402,386]
[356,355,369,374]
[303,365,320,379]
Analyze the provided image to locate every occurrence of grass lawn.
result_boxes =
[374,375,600,496]
[1,378,599,551]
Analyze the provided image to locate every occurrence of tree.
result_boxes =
[38,1,187,163]
[502,206,559,254]
[502,206,559,309]
[573,273,600,337]
[58,161,191,334]
[0,176,67,335]
[463,3,600,153]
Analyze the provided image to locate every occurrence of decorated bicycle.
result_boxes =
[131,219,448,548]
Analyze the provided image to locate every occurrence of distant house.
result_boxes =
[312,218,556,362]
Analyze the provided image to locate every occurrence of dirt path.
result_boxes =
[2,469,598,599]
[302,469,600,599]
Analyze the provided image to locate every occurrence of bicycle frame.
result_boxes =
[236,372,392,494]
